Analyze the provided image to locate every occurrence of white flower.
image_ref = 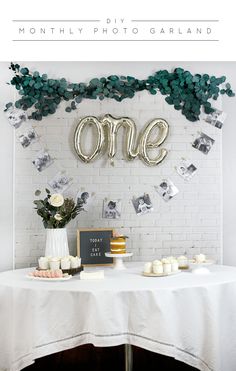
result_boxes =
[54,213,63,221]
[49,194,64,207]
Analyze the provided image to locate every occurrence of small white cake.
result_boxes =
[162,258,172,274]
[153,260,164,274]
[60,258,71,270]
[70,256,81,268]
[194,254,206,263]
[144,262,153,274]
[49,258,60,270]
[38,257,49,270]
[169,257,179,272]
[177,255,188,269]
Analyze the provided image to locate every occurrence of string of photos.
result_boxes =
[4,64,234,218]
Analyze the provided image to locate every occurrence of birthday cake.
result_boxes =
[110,234,127,254]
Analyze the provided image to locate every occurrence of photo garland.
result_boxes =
[3,64,235,217]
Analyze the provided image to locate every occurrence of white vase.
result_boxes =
[45,228,69,257]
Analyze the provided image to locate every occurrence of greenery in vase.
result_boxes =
[33,189,83,229]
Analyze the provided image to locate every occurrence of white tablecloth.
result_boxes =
[1,263,236,371]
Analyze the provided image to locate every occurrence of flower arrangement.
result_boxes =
[33,189,84,228]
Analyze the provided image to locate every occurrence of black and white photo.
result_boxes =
[192,132,215,155]
[48,172,72,193]
[18,127,38,148]
[76,191,94,211]
[32,150,53,172]
[205,108,227,129]
[155,179,179,202]
[5,107,27,129]
[102,199,121,219]
[132,194,153,216]
[176,159,197,181]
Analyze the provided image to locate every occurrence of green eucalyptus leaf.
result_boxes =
[7,64,235,123]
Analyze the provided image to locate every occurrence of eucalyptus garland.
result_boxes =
[5,63,235,123]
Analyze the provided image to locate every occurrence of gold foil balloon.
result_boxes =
[74,116,105,163]
[139,119,169,166]
[74,115,169,166]
[102,114,139,163]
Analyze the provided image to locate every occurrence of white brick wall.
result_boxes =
[13,65,222,268]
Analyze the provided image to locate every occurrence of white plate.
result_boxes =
[142,270,181,277]
[27,274,72,281]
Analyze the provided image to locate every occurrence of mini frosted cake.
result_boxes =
[143,257,179,275]
[193,254,206,263]
[38,256,81,270]
[177,255,189,269]
[110,235,127,254]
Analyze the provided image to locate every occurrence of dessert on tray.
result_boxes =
[38,255,81,270]
[28,269,67,279]
[38,255,82,274]
[143,254,214,276]
[152,260,163,274]
[193,254,206,263]
[177,255,189,269]
[189,254,214,265]
[110,232,128,254]
[143,257,180,276]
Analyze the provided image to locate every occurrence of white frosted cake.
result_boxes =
[193,254,206,263]
[38,255,81,270]
[143,257,179,275]
[177,255,189,269]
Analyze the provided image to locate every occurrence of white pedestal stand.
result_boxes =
[105,252,133,270]
[189,262,214,274]
[191,267,210,274]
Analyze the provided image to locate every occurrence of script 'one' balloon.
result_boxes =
[139,119,169,166]
[74,116,105,163]
[74,115,169,166]
[102,114,139,163]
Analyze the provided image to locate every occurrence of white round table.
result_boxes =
[1,263,236,371]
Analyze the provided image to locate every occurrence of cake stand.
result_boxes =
[189,260,215,274]
[105,252,133,270]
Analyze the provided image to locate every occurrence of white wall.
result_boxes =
[0,63,14,271]
[221,64,236,265]
[0,61,235,270]
[11,62,223,267]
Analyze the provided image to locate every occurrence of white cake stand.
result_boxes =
[189,260,215,274]
[105,252,133,270]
